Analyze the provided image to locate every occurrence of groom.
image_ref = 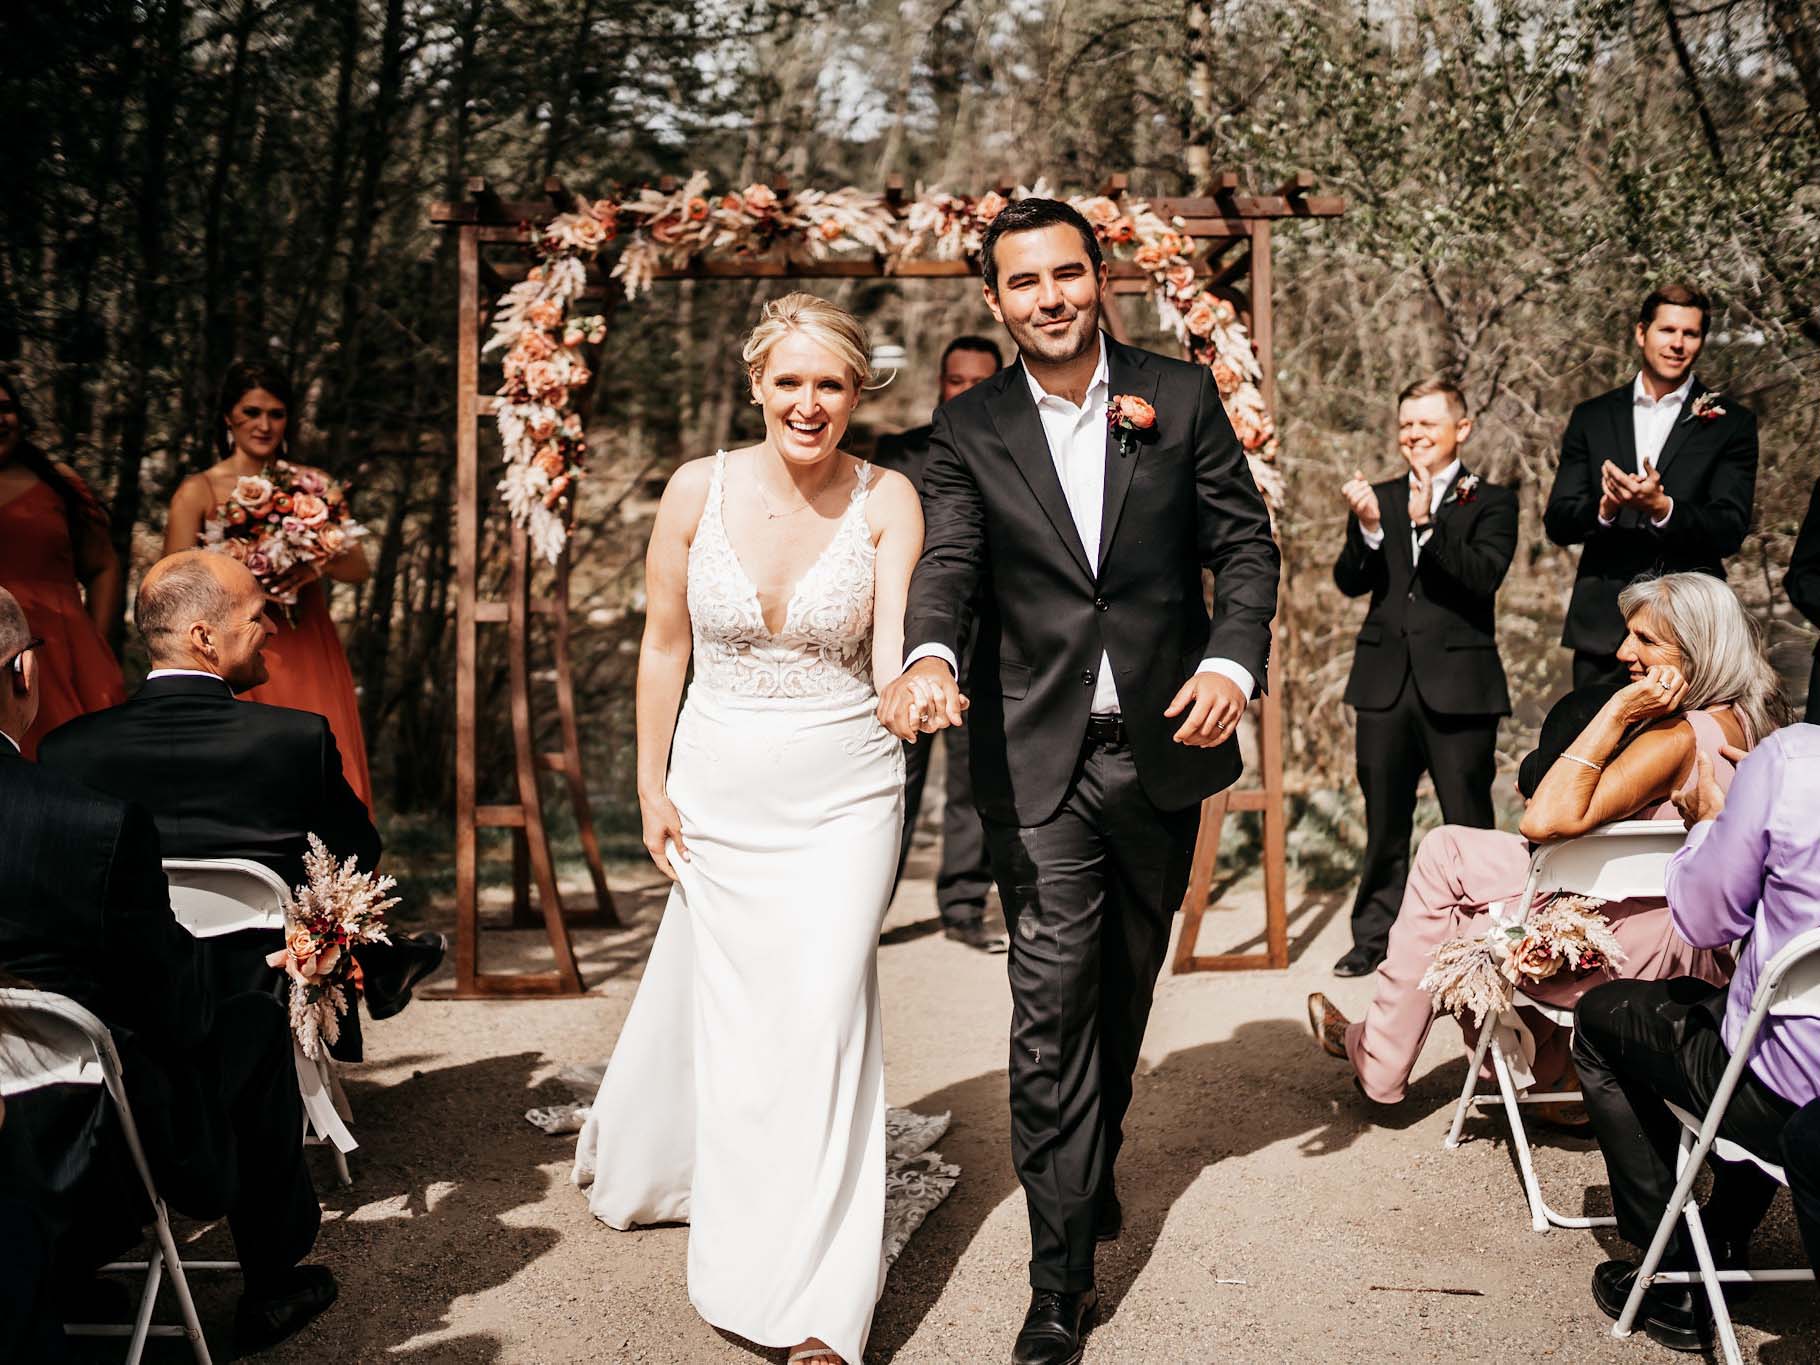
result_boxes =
[880,198,1280,1364]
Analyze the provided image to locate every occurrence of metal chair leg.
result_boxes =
[1444,1020,1497,1150]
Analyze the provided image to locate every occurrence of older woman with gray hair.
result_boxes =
[1308,571,1790,1108]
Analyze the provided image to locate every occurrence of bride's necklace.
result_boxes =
[754,458,840,519]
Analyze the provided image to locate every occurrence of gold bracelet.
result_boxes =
[1559,753,1603,772]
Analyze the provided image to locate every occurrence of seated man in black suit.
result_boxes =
[873,334,1005,951]
[0,587,335,1353]
[1545,282,1759,688]
[1331,377,1517,976]
[39,551,444,1047]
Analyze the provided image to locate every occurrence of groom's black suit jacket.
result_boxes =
[1544,381,1758,655]
[904,334,1280,826]
[39,673,380,891]
[1334,467,1516,716]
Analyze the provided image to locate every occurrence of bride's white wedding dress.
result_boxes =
[574,451,903,1362]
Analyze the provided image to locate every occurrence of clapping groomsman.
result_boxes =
[1786,476,1820,722]
[1332,379,1516,977]
[873,335,1006,952]
[1545,283,1759,687]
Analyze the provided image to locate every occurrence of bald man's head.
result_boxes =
[136,550,274,691]
[0,586,39,745]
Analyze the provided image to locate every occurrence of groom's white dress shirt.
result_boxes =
[905,336,1256,712]
[1360,458,1460,565]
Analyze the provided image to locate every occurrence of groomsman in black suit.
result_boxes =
[873,334,1005,951]
[1787,477,1820,722]
[1331,379,1516,976]
[39,552,444,1045]
[0,587,336,1353]
[1545,282,1759,687]
[881,198,1280,1364]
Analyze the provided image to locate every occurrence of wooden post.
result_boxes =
[1174,216,1289,973]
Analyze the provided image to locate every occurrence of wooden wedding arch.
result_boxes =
[431,170,1342,997]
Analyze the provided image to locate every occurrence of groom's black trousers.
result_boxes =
[984,731,1199,1292]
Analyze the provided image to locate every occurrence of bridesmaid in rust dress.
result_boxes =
[163,360,375,807]
[0,372,126,756]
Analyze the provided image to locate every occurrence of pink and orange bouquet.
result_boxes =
[201,461,365,606]
[267,833,399,1060]
[1420,894,1627,1027]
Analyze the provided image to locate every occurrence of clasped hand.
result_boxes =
[1598,460,1671,523]
[878,657,969,741]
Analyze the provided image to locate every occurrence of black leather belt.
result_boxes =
[1085,713,1126,744]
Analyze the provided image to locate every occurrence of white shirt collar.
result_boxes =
[1022,335,1109,411]
[1411,458,1462,490]
[146,668,232,686]
[1633,371,1695,411]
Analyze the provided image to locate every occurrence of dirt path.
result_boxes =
[144,860,1816,1363]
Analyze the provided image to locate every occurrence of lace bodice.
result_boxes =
[686,450,877,703]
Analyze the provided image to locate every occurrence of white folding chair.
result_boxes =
[1612,928,1820,1364]
[163,858,355,1187]
[0,987,225,1364]
[1443,819,1689,1231]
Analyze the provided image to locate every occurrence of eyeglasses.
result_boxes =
[5,638,42,676]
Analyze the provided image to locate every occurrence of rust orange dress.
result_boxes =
[0,479,127,756]
[237,580,375,809]
[194,466,376,808]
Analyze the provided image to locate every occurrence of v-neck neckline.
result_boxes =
[712,451,868,638]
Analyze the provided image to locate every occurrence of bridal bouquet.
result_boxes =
[202,461,366,607]
[267,834,399,1060]
[1420,894,1626,1027]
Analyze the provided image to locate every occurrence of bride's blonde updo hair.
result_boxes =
[742,292,879,393]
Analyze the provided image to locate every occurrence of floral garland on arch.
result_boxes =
[485,174,1283,562]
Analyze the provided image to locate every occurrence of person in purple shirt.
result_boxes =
[1573,723,1820,1351]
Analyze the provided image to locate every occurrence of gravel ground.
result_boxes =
[115,849,1818,1363]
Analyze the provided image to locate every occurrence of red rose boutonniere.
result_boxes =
[1108,394,1156,457]
[1683,392,1726,424]
[1453,472,1480,505]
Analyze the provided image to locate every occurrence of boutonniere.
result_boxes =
[1452,472,1480,504]
[1683,392,1726,424]
[1107,393,1157,457]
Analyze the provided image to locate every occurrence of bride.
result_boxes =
[573,293,924,1363]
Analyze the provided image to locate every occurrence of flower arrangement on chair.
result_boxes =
[1421,894,1627,1027]
[267,834,399,1060]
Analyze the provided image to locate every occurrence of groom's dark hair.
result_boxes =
[979,198,1102,293]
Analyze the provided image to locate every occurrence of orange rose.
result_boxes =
[1509,933,1565,984]
[571,215,606,248]
[686,196,709,221]
[1166,264,1197,292]
[1184,294,1220,338]
[1210,360,1241,397]
[530,416,558,441]
[317,524,347,557]
[591,198,619,224]
[290,492,329,526]
[533,446,566,477]
[721,192,745,214]
[1081,198,1121,228]
[1132,243,1168,272]
[523,360,565,399]
[742,183,778,213]
[527,300,563,329]
[975,190,1008,224]
[818,220,844,242]
[1109,394,1156,430]
[1106,216,1136,245]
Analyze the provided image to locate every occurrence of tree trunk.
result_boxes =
[109,0,185,621]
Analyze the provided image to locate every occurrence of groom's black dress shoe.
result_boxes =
[1592,1259,1712,1353]
[1011,1288,1097,1365]
[361,931,448,1020]
[1332,946,1382,978]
